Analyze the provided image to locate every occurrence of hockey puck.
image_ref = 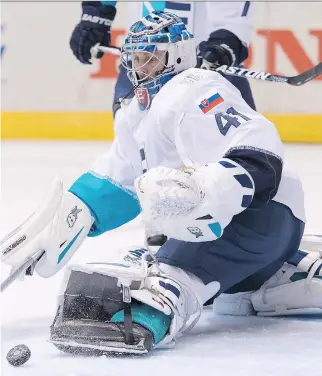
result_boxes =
[6,344,31,367]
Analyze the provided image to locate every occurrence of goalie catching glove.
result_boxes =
[134,160,255,242]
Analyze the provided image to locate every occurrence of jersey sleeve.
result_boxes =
[205,1,254,47]
[69,129,141,237]
[174,70,283,208]
[203,1,254,63]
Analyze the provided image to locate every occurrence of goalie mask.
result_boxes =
[121,11,196,110]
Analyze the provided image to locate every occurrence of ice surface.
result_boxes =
[1,141,322,376]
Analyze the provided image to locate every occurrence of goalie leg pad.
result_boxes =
[214,250,322,316]
[251,250,322,316]
[50,244,221,354]
[49,267,154,355]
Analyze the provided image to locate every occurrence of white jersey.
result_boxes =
[86,68,305,235]
[122,1,254,47]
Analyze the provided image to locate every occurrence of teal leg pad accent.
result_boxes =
[111,304,171,344]
[291,272,322,282]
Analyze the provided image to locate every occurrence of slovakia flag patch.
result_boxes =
[135,88,151,111]
[199,93,224,114]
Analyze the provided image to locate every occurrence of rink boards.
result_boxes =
[2,112,322,143]
[1,2,322,142]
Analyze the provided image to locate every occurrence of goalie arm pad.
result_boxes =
[135,159,255,242]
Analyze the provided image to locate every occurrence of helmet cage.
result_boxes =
[120,11,196,100]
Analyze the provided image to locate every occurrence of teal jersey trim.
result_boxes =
[58,227,84,264]
[100,1,117,6]
[69,172,141,237]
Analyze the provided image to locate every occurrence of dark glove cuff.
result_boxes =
[208,29,248,65]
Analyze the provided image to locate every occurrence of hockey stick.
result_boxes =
[95,45,322,86]
[210,62,322,86]
[0,250,44,293]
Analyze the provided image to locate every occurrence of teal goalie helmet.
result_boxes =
[121,11,196,110]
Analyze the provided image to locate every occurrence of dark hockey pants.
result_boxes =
[155,201,305,303]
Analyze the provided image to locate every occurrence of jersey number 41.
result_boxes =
[215,107,252,136]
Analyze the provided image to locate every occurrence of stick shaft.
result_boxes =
[96,46,322,86]
[0,250,44,293]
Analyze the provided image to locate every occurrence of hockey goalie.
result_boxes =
[1,11,321,355]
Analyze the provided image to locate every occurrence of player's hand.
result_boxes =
[199,42,235,69]
[198,30,247,69]
[70,2,116,64]
[199,41,234,68]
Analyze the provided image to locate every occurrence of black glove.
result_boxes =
[70,1,117,64]
[198,29,248,68]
